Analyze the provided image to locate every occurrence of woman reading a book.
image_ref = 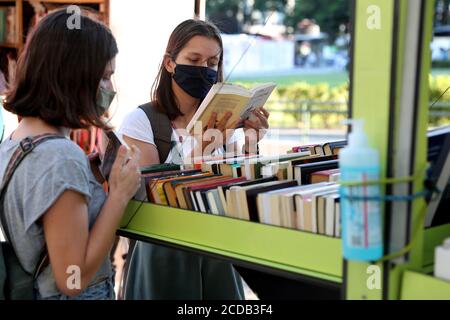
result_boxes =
[119,19,270,299]
[0,10,141,299]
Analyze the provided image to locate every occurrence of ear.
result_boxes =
[164,54,176,74]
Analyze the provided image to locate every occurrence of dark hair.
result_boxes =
[152,19,224,120]
[4,8,118,129]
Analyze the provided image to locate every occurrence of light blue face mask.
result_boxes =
[97,86,116,114]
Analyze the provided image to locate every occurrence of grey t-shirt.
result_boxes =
[0,136,112,298]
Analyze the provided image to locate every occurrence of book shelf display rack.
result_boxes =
[0,0,109,51]
[0,1,109,154]
[401,271,450,300]
[118,202,343,285]
[117,0,450,300]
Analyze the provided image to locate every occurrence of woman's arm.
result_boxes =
[123,135,160,166]
[43,145,141,297]
[243,107,270,153]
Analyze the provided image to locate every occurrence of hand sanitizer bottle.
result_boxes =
[340,120,383,261]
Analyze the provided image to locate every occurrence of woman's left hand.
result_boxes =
[242,107,270,154]
[243,107,270,142]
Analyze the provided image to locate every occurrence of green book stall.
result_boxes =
[117,0,450,300]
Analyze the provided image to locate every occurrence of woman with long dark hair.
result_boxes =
[120,19,269,299]
[0,9,141,300]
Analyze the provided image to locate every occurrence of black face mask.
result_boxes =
[172,64,218,99]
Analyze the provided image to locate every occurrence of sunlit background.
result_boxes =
[1,0,450,155]
[0,0,449,302]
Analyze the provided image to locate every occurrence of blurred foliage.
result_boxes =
[429,75,450,128]
[206,0,351,38]
[237,75,450,129]
[285,0,351,39]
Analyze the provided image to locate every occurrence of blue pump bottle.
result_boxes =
[339,120,383,261]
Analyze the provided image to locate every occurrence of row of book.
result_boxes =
[200,150,339,184]
[0,7,16,45]
[138,148,344,238]
[290,140,347,156]
[130,125,450,240]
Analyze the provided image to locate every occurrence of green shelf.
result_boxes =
[118,201,343,283]
[401,271,450,300]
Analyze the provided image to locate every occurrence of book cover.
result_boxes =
[293,183,338,233]
[99,130,129,181]
[161,172,211,207]
[232,180,298,222]
[244,181,298,224]
[142,169,202,202]
[186,82,276,133]
[141,163,181,174]
[0,8,7,43]
[176,176,227,209]
[188,177,245,211]
[184,176,234,210]
[335,197,341,237]
[310,168,341,184]
[314,189,339,235]
[288,154,337,180]
[325,193,340,237]
[219,176,277,215]
[276,183,331,230]
[206,189,224,215]
[5,7,15,44]
[322,140,347,156]
[295,160,339,185]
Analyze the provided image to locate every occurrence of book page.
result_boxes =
[242,83,277,119]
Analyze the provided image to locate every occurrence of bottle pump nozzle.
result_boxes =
[342,119,367,148]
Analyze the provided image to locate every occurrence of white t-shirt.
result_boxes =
[118,108,244,164]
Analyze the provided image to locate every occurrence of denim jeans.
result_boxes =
[37,276,115,300]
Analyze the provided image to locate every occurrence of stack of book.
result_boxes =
[138,151,343,238]
[290,140,347,156]
[132,125,450,238]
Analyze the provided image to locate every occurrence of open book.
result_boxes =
[99,130,129,181]
[186,82,276,134]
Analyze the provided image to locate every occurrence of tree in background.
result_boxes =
[252,0,290,14]
[435,0,450,26]
[206,0,242,33]
[206,0,350,39]
[285,0,350,40]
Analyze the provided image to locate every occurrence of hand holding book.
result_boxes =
[186,82,276,134]
[108,144,142,203]
[189,111,241,159]
[186,83,275,159]
[243,107,270,130]
[242,106,270,152]
[99,130,130,181]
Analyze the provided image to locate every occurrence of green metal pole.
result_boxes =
[345,0,433,300]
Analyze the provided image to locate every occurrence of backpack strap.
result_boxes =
[123,104,172,293]
[0,134,66,278]
[138,103,173,163]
